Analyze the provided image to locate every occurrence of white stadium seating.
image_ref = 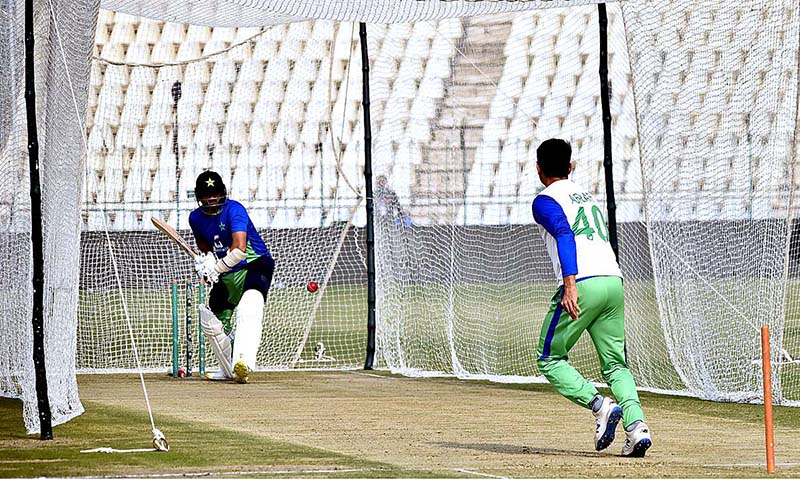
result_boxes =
[83,8,795,230]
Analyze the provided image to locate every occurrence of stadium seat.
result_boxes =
[198,99,227,125]
[193,122,220,153]
[124,152,147,203]
[507,114,534,141]
[185,24,211,43]
[256,159,283,201]
[136,19,161,45]
[222,121,249,150]
[176,40,202,62]
[102,155,125,204]
[249,120,273,146]
[141,123,166,152]
[285,78,311,104]
[227,99,254,124]
[151,42,177,64]
[161,22,186,44]
[279,37,305,60]
[239,59,265,83]
[88,124,114,154]
[312,20,335,41]
[298,207,322,228]
[253,99,280,126]
[300,121,322,145]
[115,123,141,153]
[109,22,135,46]
[94,20,110,47]
[274,117,300,146]
[252,39,278,61]
[86,210,108,230]
[150,158,174,204]
[284,158,306,201]
[204,78,232,106]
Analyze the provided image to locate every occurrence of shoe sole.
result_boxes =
[625,438,651,457]
[233,361,249,384]
[595,406,623,451]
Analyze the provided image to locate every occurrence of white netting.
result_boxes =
[622,0,800,403]
[79,19,369,372]
[0,0,92,433]
[373,1,800,406]
[101,0,612,27]
[373,6,640,384]
[5,0,800,436]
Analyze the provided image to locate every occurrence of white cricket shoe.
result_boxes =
[233,358,250,384]
[204,370,231,381]
[593,397,623,451]
[621,421,652,457]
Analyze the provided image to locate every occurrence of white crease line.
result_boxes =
[455,468,510,479]
[704,462,800,467]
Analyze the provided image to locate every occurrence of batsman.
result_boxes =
[190,170,275,383]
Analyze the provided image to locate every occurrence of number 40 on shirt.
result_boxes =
[572,205,609,242]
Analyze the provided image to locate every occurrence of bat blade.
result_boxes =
[151,217,196,258]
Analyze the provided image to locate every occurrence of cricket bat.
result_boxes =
[151,217,196,259]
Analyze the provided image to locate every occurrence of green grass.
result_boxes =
[5,372,800,478]
[0,397,444,478]
[77,279,800,398]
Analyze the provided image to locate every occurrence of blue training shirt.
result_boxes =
[189,199,271,272]
[532,195,579,278]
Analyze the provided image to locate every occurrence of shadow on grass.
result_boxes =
[431,441,607,458]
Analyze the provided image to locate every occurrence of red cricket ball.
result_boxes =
[307,281,319,293]
[177,368,186,378]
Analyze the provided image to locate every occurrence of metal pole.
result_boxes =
[171,81,182,228]
[25,0,53,440]
[360,23,376,370]
[460,125,467,225]
[598,4,619,259]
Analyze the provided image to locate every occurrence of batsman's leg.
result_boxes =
[199,304,233,379]
[231,289,264,383]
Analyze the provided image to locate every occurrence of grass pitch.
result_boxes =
[3,371,800,478]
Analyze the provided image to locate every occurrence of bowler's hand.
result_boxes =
[561,276,581,320]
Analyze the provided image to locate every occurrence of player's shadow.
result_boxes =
[431,441,606,458]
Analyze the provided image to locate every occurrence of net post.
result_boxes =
[597,3,619,260]
[171,281,179,377]
[25,0,52,440]
[761,326,776,473]
[359,22,376,370]
[198,282,206,377]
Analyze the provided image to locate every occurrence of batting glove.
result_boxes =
[194,253,220,284]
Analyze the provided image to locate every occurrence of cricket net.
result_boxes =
[2,0,800,435]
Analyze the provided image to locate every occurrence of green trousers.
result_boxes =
[536,276,644,428]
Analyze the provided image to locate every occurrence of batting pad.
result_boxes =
[199,304,233,378]
[232,290,264,371]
